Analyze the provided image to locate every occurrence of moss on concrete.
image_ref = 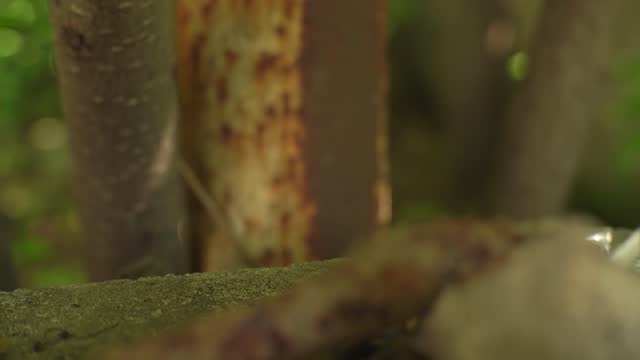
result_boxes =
[0,260,339,359]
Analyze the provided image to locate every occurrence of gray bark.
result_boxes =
[48,0,189,280]
[493,0,620,218]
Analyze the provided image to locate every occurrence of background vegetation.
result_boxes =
[1,0,639,287]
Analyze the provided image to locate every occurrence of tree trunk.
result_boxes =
[177,0,389,270]
[420,0,514,212]
[0,215,17,291]
[492,0,619,218]
[49,0,189,280]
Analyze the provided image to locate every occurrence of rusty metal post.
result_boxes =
[177,0,389,269]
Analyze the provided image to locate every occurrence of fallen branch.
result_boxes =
[5,219,633,360]
[97,219,541,359]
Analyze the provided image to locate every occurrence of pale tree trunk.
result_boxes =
[49,0,189,280]
[177,0,389,270]
[493,0,620,218]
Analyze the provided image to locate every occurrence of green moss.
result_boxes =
[0,260,339,359]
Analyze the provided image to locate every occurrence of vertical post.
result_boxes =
[177,0,389,269]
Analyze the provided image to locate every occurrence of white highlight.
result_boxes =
[611,228,640,268]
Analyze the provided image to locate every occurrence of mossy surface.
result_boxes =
[0,260,338,359]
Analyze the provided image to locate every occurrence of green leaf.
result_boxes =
[13,237,51,263]
[30,267,86,287]
[0,27,23,57]
[507,51,528,81]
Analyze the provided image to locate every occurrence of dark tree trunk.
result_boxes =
[177,0,389,269]
[492,0,620,218]
[0,215,17,291]
[49,0,189,280]
[420,0,514,212]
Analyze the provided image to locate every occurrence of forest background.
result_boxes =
[1,0,639,287]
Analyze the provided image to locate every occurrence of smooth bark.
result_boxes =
[493,0,620,218]
[49,0,189,280]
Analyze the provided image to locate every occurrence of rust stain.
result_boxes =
[224,49,238,68]
[275,24,287,39]
[255,52,280,80]
[281,93,291,115]
[265,105,276,118]
[216,76,229,103]
[258,249,275,265]
[280,212,291,229]
[219,123,232,143]
[242,0,255,11]
[244,217,258,233]
[281,248,292,265]
[282,0,295,19]
[201,0,214,18]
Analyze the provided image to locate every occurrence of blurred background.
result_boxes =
[1,0,639,287]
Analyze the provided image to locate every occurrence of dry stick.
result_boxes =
[177,156,252,262]
[176,156,226,229]
[99,220,529,359]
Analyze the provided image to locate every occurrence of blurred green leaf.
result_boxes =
[389,0,418,34]
[0,27,23,57]
[13,237,51,263]
[30,267,86,288]
[0,0,35,26]
[394,204,445,223]
[507,51,528,81]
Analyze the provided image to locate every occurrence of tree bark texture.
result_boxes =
[177,0,389,270]
[49,0,189,281]
[492,0,620,218]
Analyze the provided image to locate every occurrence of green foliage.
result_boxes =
[388,0,418,34]
[29,267,86,288]
[0,0,79,287]
[2,0,640,288]
[13,236,51,263]
[507,51,529,81]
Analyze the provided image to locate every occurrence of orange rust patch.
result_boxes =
[255,53,279,80]
[281,248,292,265]
[281,93,291,114]
[275,24,287,39]
[265,105,276,118]
[258,249,275,265]
[202,0,214,18]
[242,0,254,11]
[243,217,258,233]
[280,212,291,229]
[224,49,238,68]
[283,0,295,19]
